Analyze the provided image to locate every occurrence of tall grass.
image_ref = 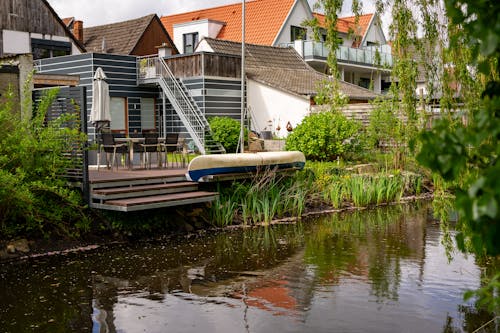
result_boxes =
[327,173,410,208]
[208,163,425,227]
[209,168,313,226]
[209,195,238,227]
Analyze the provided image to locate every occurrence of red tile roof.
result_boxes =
[161,0,297,46]
[313,13,373,37]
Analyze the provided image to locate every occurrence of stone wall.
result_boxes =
[0,66,20,113]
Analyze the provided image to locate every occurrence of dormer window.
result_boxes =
[183,32,199,54]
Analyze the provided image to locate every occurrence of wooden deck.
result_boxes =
[88,167,218,212]
[89,167,187,184]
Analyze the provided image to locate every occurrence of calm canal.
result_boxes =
[0,203,497,332]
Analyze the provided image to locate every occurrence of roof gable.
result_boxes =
[40,1,86,52]
[83,14,176,55]
[0,0,85,54]
[161,0,297,46]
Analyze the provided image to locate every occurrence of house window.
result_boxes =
[183,32,199,54]
[290,26,307,41]
[141,98,156,131]
[320,34,342,45]
[31,38,71,60]
[358,77,371,89]
[110,97,127,133]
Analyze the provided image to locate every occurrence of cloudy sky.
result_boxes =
[46,0,369,27]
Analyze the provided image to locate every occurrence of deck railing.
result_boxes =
[283,41,393,67]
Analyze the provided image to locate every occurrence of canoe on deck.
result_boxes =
[186,151,306,182]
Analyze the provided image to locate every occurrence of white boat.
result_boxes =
[186,151,306,182]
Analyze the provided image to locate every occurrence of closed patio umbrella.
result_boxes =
[90,67,111,169]
[90,67,111,127]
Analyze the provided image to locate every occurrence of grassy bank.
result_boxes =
[208,161,429,227]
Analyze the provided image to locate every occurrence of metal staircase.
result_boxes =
[138,56,225,155]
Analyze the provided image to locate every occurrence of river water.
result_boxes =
[0,203,496,333]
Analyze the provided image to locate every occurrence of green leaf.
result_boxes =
[479,31,498,57]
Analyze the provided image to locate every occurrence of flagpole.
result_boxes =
[240,0,246,153]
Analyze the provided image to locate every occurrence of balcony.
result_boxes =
[284,40,393,68]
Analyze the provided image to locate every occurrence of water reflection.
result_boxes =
[0,203,496,332]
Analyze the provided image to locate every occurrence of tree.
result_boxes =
[416,0,499,313]
[417,0,500,257]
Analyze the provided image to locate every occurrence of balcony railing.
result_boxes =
[283,41,393,68]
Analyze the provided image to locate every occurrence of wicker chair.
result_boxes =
[162,133,180,168]
[101,133,129,170]
[138,132,161,169]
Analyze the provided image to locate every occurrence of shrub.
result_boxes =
[208,116,242,153]
[366,99,403,149]
[0,86,88,238]
[285,111,361,161]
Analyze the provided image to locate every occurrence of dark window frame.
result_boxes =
[183,32,199,54]
[31,38,71,60]
[290,25,307,41]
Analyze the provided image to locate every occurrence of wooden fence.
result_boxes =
[32,86,89,203]
[164,52,241,79]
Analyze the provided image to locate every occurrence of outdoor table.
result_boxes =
[115,137,144,170]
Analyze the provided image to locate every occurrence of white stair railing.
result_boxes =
[138,56,208,154]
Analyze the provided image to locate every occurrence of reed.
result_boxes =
[209,162,425,227]
[209,196,238,227]
[326,181,343,209]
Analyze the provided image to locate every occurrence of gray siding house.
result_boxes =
[35,51,242,155]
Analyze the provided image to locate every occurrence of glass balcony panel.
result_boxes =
[356,49,364,62]
[293,41,393,67]
[304,41,313,57]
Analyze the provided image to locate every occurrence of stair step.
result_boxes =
[92,182,198,200]
[92,191,218,212]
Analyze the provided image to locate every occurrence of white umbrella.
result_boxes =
[90,67,111,170]
[90,67,111,125]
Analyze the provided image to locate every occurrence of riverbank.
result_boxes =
[0,161,435,261]
[0,190,434,263]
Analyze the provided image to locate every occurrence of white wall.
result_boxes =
[173,20,224,53]
[2,30,30,54]
[247,79,311,138]
[273,0,314,45]
[2,29,81,55]
[196,39,214,52]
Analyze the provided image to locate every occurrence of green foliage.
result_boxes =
[417,0,500,258]
[209,169,314,226]
[0,87,88,238]
[411,0,500,312]
[209,189,238,227]
[285,111,361,161]
[366,98,403,149]
[208,116,243,153]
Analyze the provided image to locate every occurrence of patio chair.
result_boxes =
[173,137,188,168]
[161,133,180,168]
[101,133,129,170]
[138,132,161,169]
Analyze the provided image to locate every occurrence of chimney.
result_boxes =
[73,20,83,43]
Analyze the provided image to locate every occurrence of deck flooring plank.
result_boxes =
[92,182,196,195]
[105,191,217,207]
